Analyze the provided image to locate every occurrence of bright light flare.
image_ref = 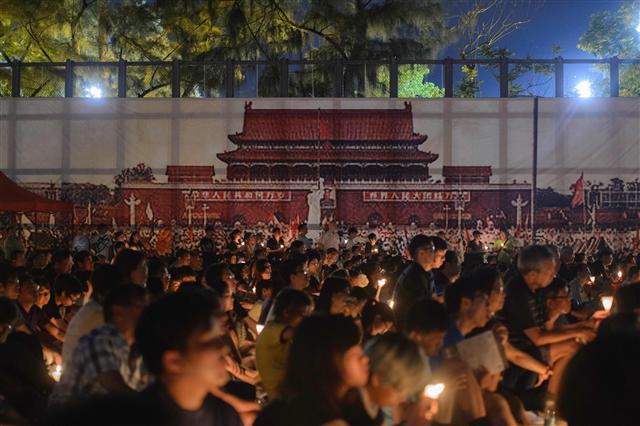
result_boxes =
[576,80,593,98]
[425,383,445,399]
[87,85,103,98]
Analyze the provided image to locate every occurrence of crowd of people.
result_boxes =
[0,220,639,426]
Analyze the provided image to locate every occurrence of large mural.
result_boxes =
[2,98,640,232]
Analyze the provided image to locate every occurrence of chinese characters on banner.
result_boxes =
[362,191,471,202]
[183,190,292,202]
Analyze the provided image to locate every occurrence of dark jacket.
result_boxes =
[392,262,434,329]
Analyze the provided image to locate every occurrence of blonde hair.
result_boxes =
[364,332,430,396]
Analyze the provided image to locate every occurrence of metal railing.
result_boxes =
[0,57,635,98]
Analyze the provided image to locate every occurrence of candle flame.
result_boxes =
[601,296,613,313]
[425,383,445,399]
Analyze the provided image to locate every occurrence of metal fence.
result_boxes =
[0,57,636,98]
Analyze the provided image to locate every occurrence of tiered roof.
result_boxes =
[218,149,438,163]
[227,102,428,145]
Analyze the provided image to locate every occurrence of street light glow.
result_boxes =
[575,80,592,98]
[87,85,103,98]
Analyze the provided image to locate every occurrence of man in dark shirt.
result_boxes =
[500,245,593,398]
[392,235,447,330]
[135,289,243,426]
[463,231,485,268]
[557,246,575,282]
[266,227,285,263]
[200,226,217,267]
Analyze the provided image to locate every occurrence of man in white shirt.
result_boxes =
[317,221,340,251]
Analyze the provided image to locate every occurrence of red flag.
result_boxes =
[570,173,585,208]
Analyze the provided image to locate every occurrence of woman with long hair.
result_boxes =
[255,315,369,426]
[315,276,351,316]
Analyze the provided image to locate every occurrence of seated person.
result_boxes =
[567,263,598,319]
[345,333,432,425]
[500,245,595,401]
[135,290,243,426]
[49,284,149,407]
[558,332,640,426]
[404,299,488,426]
[42,274,83,344]
[0,297,54,424]
[256,288,313,399]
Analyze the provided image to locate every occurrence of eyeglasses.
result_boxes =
[193,336,227,351]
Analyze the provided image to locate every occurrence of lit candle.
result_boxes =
[424,383,445,400]
[344,239,348,244]
[52,364,62,382]
[388,299,395,309]
[601,296,614,312]
[373,248,379,253]
[256,324,264,334]
[280,244,284,249]
[375,278,387,299]
[617,270,623,279]
[589,276,596,284]
[483,245,488,251]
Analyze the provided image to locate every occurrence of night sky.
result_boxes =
[498,0,623,58]
[441,0,625,96]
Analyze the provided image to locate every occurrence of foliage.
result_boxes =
[0,0,537,97]
[578,0,640,96]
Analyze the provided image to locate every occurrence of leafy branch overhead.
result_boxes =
[0,0,539,97]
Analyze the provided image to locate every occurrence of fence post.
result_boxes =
[11,60,21,97]
[171,60,180,98]
[610,56,620,97]
[499,57,509,98]
[554,56,564,98]
[389,57,398,98]
[334,58,344,97]
[226,60,234,97]
[65,59,74,98]
[444,57,454,98]
[279,59,289,97]
[118,59,127,98]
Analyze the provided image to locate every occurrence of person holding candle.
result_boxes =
[501,245,595,402]
[0,296,54,424]
[342,332,432,426]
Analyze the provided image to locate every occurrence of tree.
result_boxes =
[0,0,537,98]
[447,0,545,97]
[578,1,640,96]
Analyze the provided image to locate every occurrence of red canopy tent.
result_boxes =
[0,171,72,212]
